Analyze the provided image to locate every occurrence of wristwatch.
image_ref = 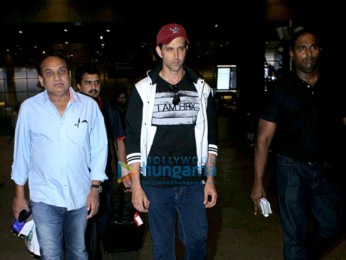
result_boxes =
[91,184,102,193]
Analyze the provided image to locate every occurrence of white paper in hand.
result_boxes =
[260,198,272,217]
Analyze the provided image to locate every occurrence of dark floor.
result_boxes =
[1,135,346,260]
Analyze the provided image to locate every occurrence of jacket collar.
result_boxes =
[147,64,201,85]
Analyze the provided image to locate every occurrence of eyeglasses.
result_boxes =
[169,84,180,105]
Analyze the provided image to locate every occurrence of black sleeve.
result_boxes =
[114,108,125,140]
[125,87,143,157]
[207,92,218,154]
[260,84,281,123]
[106,103,125,140]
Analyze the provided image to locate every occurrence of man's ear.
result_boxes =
[76,83,81,91]
[289,50,294,60]
[156,46,162,58]
[38,75,44,87]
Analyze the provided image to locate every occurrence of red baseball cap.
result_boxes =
[156,23,189,46]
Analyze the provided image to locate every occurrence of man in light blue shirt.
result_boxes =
[11,52,108,260]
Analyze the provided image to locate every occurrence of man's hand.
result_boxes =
[86,189,100,219]
[204,182,217,208]
[12,196,30,220]
[251,181,266,216]
[131,185,150,213]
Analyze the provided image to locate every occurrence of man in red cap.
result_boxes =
[125,23,218,259]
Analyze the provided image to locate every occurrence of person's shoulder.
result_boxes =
[271,73,295,91]
[134,77,148,91]
[135,65,162,88]
[22,92,44,106]
[17,92,44,115]
[75,92,97,104]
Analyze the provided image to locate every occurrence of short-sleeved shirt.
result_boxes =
[260,72,344,164]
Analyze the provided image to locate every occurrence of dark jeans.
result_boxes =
[277,155,341,260]
[143,184,208,260]
[8,127,15,143]
[86,174,114,260]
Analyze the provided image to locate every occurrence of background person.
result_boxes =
[75,63,129,260]
[114,88,128,131]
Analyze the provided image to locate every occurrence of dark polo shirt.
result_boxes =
[260,72,344,165]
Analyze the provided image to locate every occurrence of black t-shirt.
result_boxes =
[125,65,218,187]
[261,72,344,164]
[145,72,203,186]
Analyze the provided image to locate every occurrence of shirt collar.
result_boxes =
[43,87,79,103]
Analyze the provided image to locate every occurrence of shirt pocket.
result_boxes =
[71,121,89,145]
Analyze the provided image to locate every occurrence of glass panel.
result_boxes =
[0,79,7,92]
[6,92,17,105]
[16,93,29,103]
[28,79,41,91]
[5,66,14,79]
[27,67,38,78]
[0,93,5,102]
[14,67,27,78]
[0,68,4,79]
[13,79,28,92]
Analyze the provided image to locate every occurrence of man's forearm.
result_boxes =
[254,141,270,183]
[129,162,141,188]
[115,140,127,164]
[15,184,26,198]
[205,153,217,184]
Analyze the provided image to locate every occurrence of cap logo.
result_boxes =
[169,27,180,34]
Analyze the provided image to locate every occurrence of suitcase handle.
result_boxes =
[117,184,135,223]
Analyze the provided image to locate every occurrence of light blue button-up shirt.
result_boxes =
[11,87,108,211]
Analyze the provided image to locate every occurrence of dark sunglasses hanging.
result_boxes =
[169,84,180,105]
